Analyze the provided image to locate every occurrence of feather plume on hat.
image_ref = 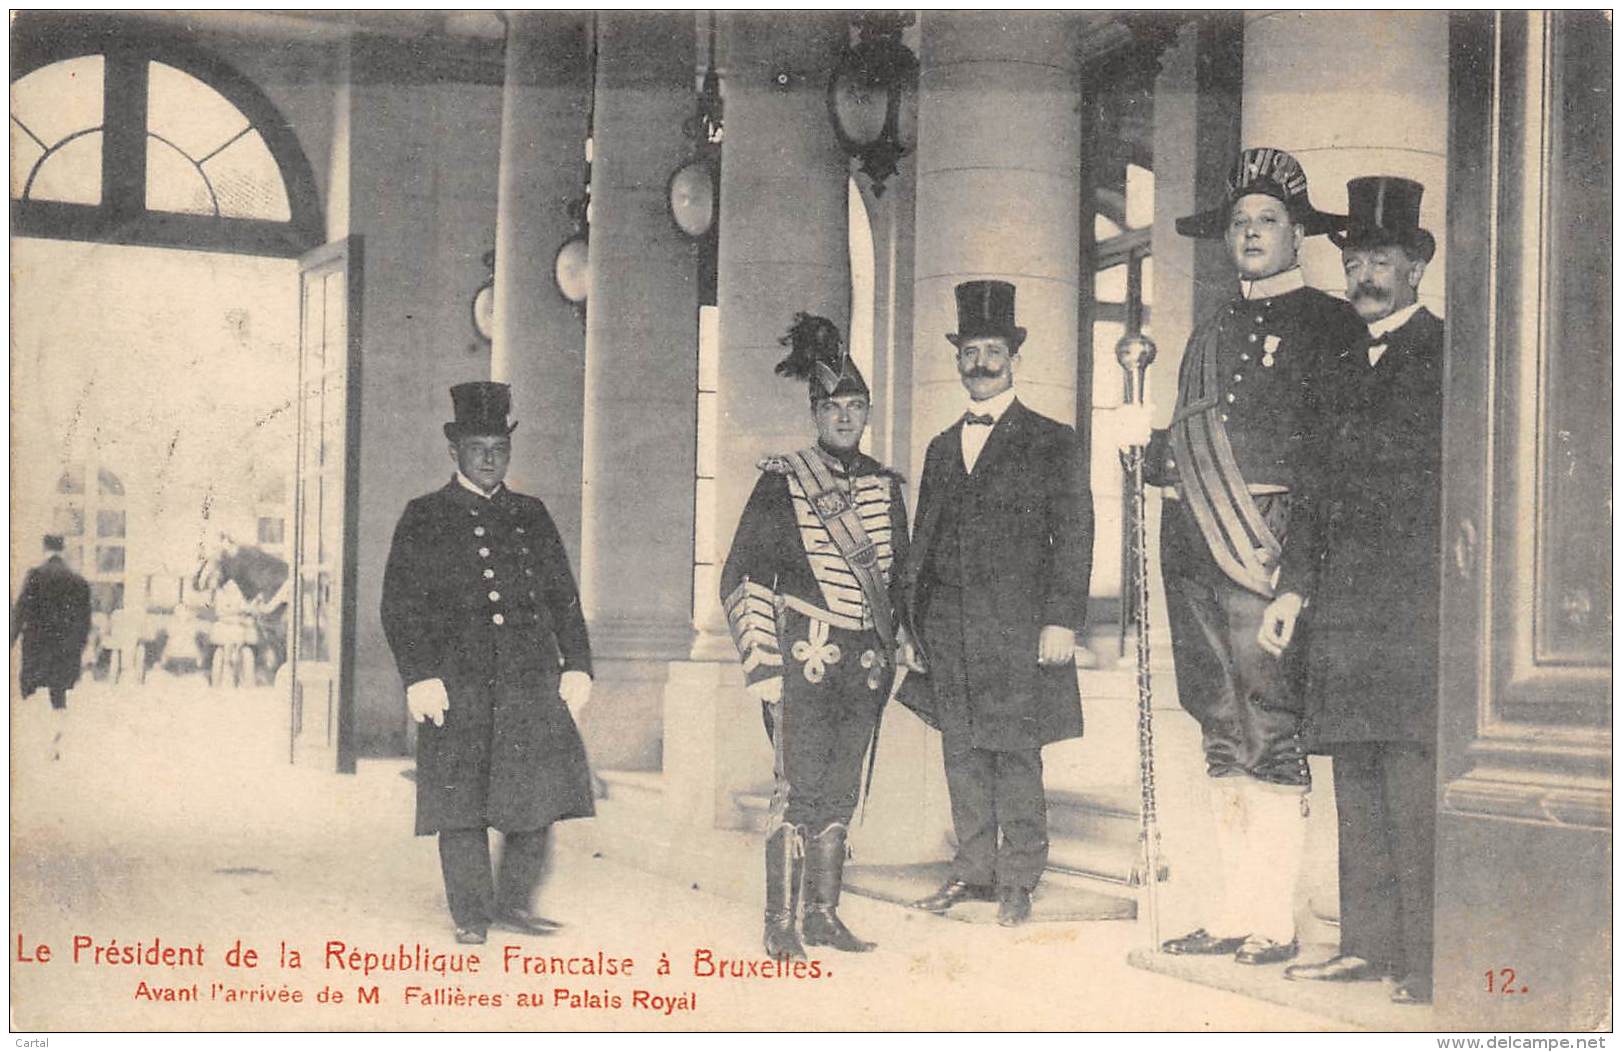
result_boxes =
[775,312,869,402]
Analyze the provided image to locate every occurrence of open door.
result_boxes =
[1435,13,1611,1028]
[288,236,363,773]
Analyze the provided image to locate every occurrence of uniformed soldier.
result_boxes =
[1119,147,1365,965]
[381,381,595,945]
[1263,177,1445,1005]
[719,313,910,960]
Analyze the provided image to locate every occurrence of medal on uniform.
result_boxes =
[1262,334,1281,368]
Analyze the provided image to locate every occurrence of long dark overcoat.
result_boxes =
[12,556,92,695]
[381,480,594,835]
[1279,308,1446,746]
[901,399,1093,751]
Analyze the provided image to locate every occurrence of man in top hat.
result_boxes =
[1119,147,1365,964]
[380,381,595,944]
[901,280,1093,927]
[12,533,93,760]
[1259,176,1444,1005]
[720,313,909,959]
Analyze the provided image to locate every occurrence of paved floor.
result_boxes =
[11,678,1349,1032]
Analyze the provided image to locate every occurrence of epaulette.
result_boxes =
[757,455,793,475]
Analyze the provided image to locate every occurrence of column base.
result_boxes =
[579,619,695,771]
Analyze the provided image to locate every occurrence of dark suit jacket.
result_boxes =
[901,399,1093,749]
[381,479,594,834]
[1277,308,1446,746]
[13,556,91,695]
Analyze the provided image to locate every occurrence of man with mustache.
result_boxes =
[1120,148,1363,965]
[901,280,1093,927]
[1260,177,1444,1005]
[719,314,909,958]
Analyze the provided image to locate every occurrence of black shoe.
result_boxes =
[492,908,562,936]
[1235,937,1299,966]
[1161,928,1246,955]
[1391,975,1433,1005]
[454,926,487,945]
[1284,955,1388,983]
[801,823,875,952]
[996,886,1032,927]
[910,879,995,914]
[763,823,807,961]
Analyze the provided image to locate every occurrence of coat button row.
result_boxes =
[474,526,486,537]
[483,568,495,579]
[488,591,501,602]
[479,547,491,558]
[492,613,505,625]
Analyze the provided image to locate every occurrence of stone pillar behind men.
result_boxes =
[578,13,700,767]
[492,11,592,562]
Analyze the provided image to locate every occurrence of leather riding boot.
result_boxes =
[763,823,806,960]
[801,823,876,952]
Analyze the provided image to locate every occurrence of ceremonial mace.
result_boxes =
[1116,327,1165,948]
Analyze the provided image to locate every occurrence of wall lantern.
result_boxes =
[668,13,723,239]
[827,12,918,196]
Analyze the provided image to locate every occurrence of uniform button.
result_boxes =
[1167,457,1176,469]
[474,526,486,537]
[1255,314,1265,323]
[1221,413,1229,422]
[483,568,495,579]
[488,590,501,602]
[528,590,537,600]
[492,613,505,626]
[1248,333,1259,343]
[525,568,534,577]
[520,547,530,555]
[1241,353,1250,361]
[515,526,526,535]
[479,547,491,558]
[470,509,479,517]
[1226,392,1236,403]
[1233,374,1243,382]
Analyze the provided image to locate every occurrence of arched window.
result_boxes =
[10,17,323,257]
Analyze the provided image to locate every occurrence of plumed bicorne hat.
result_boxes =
[444,381,518,441]
[1176,146,1345,239]
[776,313,868,403]
[947,279,1026,350]
[1330,176,1436,263]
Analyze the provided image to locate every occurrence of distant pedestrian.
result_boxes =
[12,534,93,760]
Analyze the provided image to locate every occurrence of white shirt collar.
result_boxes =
[1367,302,1422,341]
[455,471,502,499]
[1240,267,1306,301]
[965,385,1018,422]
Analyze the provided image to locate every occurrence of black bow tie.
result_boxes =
[964,412,996,427]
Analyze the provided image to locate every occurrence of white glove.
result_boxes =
[406,678,449,727]
[559,670,593,719]
[1116,403,1157,451]
[747,677,783,705]
[1257,592,1307,658]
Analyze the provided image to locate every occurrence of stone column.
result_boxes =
[910,11,1083,463]
[1240,10,1449,940]
[663,11,851,834]
[577,13,699,770]
[691,10,852,653]
[491,11,592,562]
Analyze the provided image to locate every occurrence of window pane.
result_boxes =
[10,120,45,198]
[10,55,104,151]
[1094,213,1122,241]
[258,517,285,546]
[97,467,124,496]
[28,130,102,205]
[147,61,251,161]
[57,467,85,494]
[53,506,85,537]
[97,510,126,539]
[146,135,215,215]
[1126,163,1155,230]
[1141,256,1154,307]
[1095,263,1128,304]
[97,545,125,574]
[695,392,719,479]
[205,130,291,221]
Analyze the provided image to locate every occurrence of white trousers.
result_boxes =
[1207,776,1307,944]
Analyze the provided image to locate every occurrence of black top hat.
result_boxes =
[1176,146,1345,239]
[42,534,63,552]
[444,381,518,441]
[775,313,869,402]
[948,280,1027,350]
[1330,176,1436,262]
